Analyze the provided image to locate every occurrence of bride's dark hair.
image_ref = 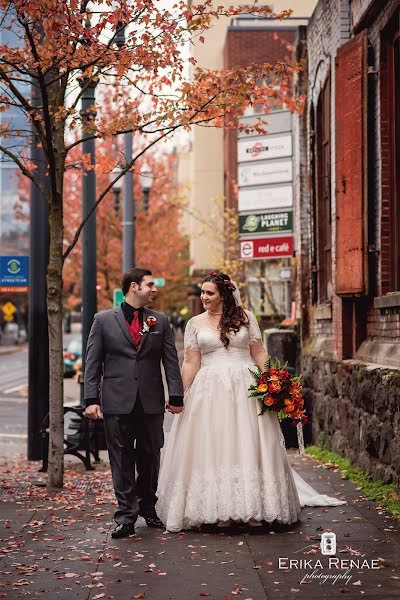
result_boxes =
[203,272,249,348]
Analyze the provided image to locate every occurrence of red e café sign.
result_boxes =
[240,236,294,260]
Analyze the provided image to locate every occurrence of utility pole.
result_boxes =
[115,23,135,271]
[27,81,50,460]
[79,68,97,405]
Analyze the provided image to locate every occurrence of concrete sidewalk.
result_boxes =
[0,450,399,600]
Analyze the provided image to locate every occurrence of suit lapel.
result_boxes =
[137,308,151,353]
[114,306,137,350]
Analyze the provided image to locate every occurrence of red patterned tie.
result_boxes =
[128,310,142,348]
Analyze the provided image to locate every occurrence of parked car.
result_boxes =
[63,337,82,377]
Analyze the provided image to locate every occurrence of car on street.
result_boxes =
[63,336,82,377]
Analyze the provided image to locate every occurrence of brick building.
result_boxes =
[223,15,305,317]
[296,0,400,484]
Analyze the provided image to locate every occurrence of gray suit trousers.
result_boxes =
[104,396,164,525]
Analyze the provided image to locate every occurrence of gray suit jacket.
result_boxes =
[84,306,184,415]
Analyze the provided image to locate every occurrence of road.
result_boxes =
[0,331,182,457]
[0,334,80,456]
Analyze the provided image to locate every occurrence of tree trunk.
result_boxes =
[47,193,65,489]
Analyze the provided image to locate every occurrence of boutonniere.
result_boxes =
[141,315,157,334]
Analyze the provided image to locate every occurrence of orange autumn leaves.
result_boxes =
[249,358,307,425]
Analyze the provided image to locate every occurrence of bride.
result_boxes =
[156,272,344,532]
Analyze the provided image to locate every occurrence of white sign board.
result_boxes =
[238,184,293,212]
[238,134,292,163]
[238,159,292,187]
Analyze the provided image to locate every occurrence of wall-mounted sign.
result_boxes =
[0,256,29,288]
[238,110,292,137]
[238,159,292,187]
[239,210,293,235]
[240,236,294,260]
[238,134,292,163]
[238,184,293,212]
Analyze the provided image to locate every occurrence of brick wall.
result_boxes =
[298,0,400,482]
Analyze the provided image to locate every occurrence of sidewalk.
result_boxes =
[0,449,399,600]
[0,343,26,357]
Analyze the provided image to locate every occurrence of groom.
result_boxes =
[84,268,184,538]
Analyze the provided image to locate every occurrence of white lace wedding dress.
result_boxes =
[156,312,345,532]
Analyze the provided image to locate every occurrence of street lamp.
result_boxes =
[140,164,154,214]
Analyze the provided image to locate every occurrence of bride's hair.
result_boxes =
[203,272,249,348]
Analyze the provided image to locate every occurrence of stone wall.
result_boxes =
[302,347,400,486]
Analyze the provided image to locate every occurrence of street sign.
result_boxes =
[238,159,292,187]
[154,278,166,287]
[238,184,293,212]
[239,210,293,236]
[0,256,29,288]
[238,134,292,163]
[113,288,124,307]
[240,236,294,260]
[1,301,16,321]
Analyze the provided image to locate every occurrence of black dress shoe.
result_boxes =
[111,523,136,539]
[142,514,164,529]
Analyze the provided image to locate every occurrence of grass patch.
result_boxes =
[306,445,400,519]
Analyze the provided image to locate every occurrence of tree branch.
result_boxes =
[0,144,44,194]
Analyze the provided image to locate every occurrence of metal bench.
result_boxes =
[39,406,107,472]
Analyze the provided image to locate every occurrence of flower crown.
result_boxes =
[210,271,236,291]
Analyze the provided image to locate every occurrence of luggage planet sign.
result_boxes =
[239,211,293,235]
[240,236,294,260]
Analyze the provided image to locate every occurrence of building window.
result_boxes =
[315,75,332,303]
[381,10,400,293]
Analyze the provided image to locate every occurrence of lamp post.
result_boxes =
[140,164,154,214]
[27,81,50,460]
[79,59,98,405]
[115,24,135,271]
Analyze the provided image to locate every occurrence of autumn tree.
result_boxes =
[63,145,190,312]
[0,0,298,488]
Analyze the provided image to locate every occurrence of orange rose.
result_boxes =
[264,396,275,406]
[257,383,268,393]
[269,381,281,393]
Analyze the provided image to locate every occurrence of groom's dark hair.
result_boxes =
[122,268,152,295]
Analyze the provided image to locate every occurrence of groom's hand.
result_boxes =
[166,404,184,414]
[85,404,102,420]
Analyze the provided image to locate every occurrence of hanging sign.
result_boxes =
[0,256,29,287]
[240,236,294,260]
[238,159,292,187]
[238,134,292,163]
[239,210,293,235]
[238,184,293,212]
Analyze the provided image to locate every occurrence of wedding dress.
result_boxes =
[156,311,345,532]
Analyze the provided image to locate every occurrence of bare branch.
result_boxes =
[0,144,44,194]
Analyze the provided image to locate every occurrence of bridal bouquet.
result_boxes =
[248,357,308,426]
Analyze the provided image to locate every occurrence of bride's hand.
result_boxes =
[166,404,184,414]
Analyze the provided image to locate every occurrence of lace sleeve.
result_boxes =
[246,310,263,345]
[184,318,199,352]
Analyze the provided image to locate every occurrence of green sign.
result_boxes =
[239,210,293,235]
[154,278,165,287]
[113,288,124,307]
